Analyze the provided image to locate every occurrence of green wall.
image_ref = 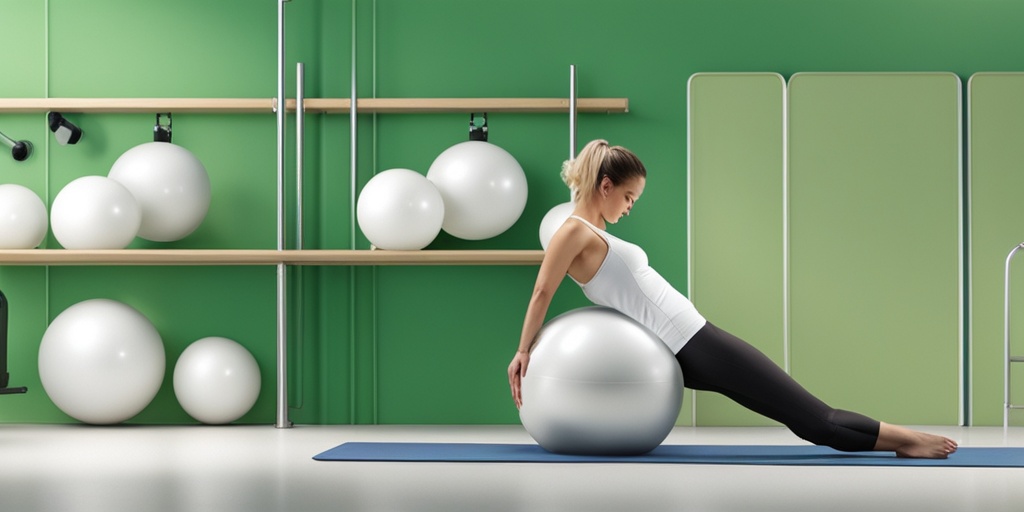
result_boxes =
[2,0,1024,425]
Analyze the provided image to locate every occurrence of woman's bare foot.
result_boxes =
[875,422,958,459]
[894,432,959,459]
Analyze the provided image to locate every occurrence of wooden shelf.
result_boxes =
[0,98,275,114]
[0,249,545,266]
[0,97,628,114]
[301,97,629,114]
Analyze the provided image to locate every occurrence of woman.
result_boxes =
[508,139,958,458]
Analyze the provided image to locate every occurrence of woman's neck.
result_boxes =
[571,207,606,230]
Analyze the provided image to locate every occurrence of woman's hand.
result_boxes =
[507,350,531,409]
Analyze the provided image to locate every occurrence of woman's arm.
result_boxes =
[508,222,588,408]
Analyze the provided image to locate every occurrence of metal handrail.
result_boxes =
[1004,242,1024,427]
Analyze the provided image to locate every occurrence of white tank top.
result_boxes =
[567,216,706,353]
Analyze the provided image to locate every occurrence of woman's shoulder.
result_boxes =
[550,217,604,252]
[557,216,593,239]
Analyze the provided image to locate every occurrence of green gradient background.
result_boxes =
[2,0,1023,425]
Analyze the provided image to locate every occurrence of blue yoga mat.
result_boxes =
[313,442,1024,468]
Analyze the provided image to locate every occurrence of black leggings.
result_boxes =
[675,322,880,452]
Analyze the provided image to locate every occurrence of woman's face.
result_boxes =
[600,175,645,224]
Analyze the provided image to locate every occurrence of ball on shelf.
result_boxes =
[50,176,141,249]
[108,142,211,242]
[0,184,48,249]
[426,141,528,240]
[357,168,445,250]
[174,336,261,425]
[538,201,575,250]
[519,306,684,455]
[38,298,165,425]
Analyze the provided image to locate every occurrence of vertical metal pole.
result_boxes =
[296,62,305,250]
[275,0,291,429]
[569,64,577,160]
[350,9,358,250]
[349,0,359,424]
[294,62,305,411]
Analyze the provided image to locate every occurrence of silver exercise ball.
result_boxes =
[519,306,683,455]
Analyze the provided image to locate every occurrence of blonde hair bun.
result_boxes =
[561,139,610,205]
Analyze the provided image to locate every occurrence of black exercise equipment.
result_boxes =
[0,129,32,161]
[0,289,28,395]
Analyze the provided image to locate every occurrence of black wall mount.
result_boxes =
[0,289,28,395]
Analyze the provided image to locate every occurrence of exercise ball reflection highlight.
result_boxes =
[51,176,141,249]
[538,201,574,250]
[0,184,48,249]
[38,299,165,425]
[108,142,211,242]
[174,336,261,424]
[426,141,527,240]
[519,307,683,455]
[356,168,444,250]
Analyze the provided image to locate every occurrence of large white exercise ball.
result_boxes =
[0,184,48,249]
[50,176,141,249]
[356,168,444,250]
[108,142,211,242]
[174,336,261,424]
[538,201,575,250]
[519,306,684,455]
[38,299,165,425]
[426,141,528,240]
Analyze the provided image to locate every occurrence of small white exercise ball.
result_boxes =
[38,299,165,425]
[108,142,211,242]
[50,176,141,249]
[538,201,575,250]
[356,168,445,250]
[174,336,261,424]
[0,184,48,249]
[519,306,684,456]
[426,141,528,240]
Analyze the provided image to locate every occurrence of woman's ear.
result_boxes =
[599,176,613,197]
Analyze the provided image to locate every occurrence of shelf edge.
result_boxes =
[0,97,628,114]
[0,249,546,266]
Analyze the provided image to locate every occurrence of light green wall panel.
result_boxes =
[967,73,1024,426]
[688,73,786,426]
[0,0,45,97]
[788,73,961,425]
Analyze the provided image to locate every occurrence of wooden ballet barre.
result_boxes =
[0,249,546,266]
[330,97,630,114]
[0,98,275,114]
[0,97,628,114]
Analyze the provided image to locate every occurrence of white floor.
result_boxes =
[1,424,1023,512]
